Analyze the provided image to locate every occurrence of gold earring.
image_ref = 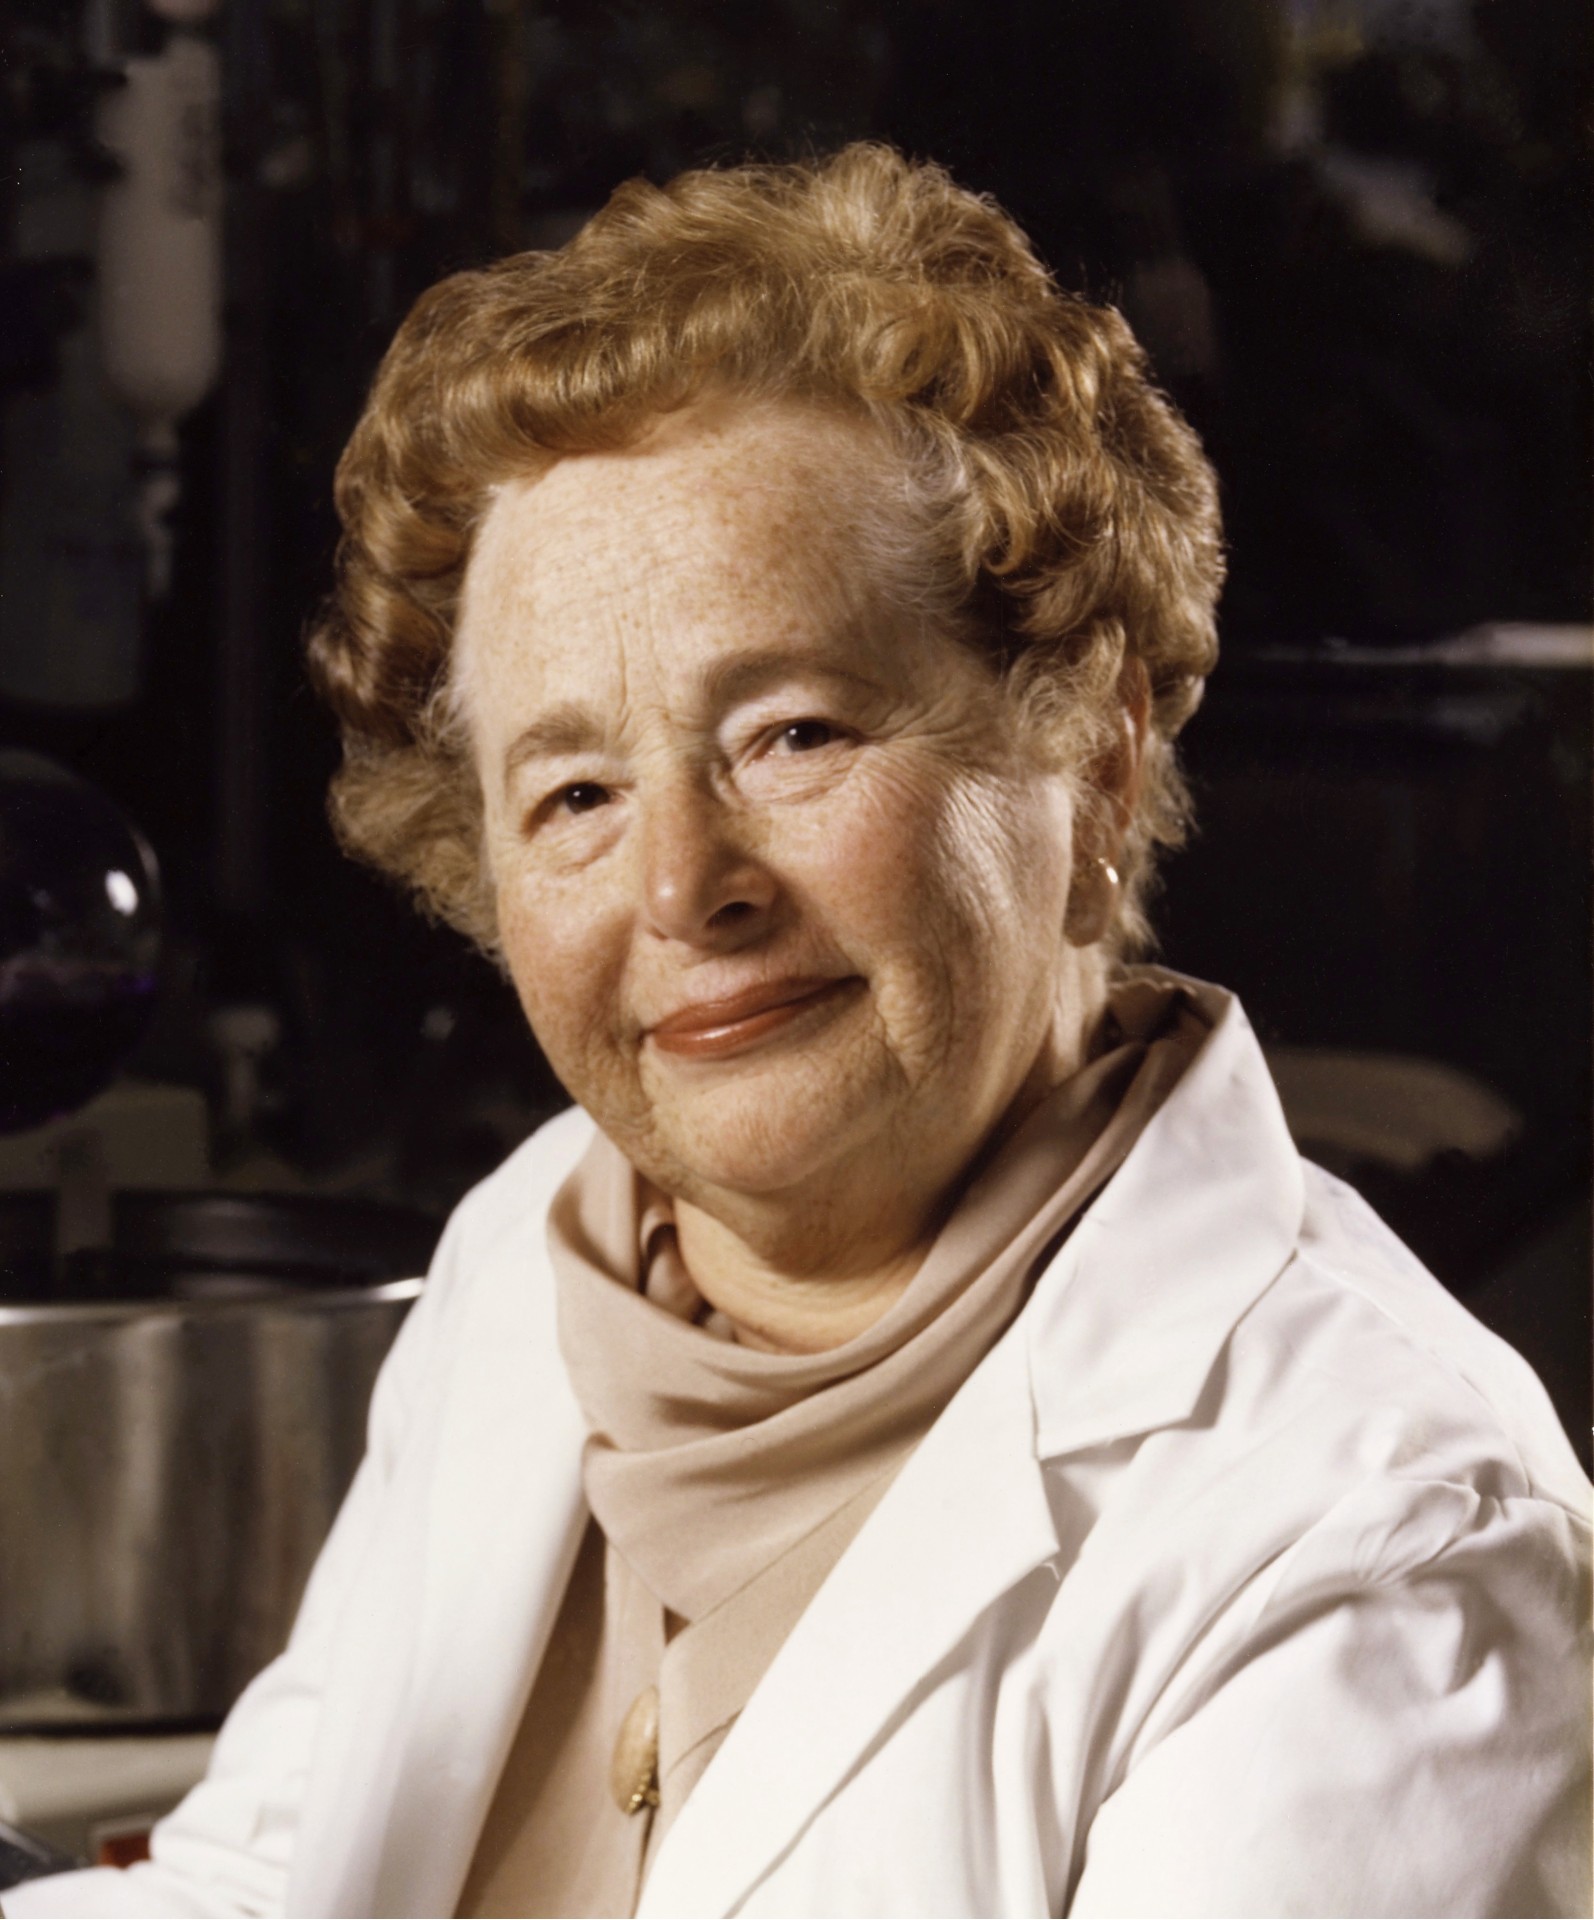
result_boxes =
[1065,854,1121,948]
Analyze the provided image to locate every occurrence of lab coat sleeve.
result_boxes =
[1,1205,469,1920]
[1070,1475,1593,1919]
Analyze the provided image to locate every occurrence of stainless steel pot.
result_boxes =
[0,1193,430,1731]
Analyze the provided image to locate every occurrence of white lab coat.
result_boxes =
[7,980,1590,1919]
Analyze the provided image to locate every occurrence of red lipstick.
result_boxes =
[647,977,857,1059]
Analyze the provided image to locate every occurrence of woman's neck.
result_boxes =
[673,1201,927,1353]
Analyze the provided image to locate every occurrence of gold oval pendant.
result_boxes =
[610,1684,661,1815]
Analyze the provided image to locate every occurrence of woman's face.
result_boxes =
[457,402,1096,1231]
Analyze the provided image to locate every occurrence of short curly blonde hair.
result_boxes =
[308,142,1223,956]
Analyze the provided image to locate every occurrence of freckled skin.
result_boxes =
[458,401,1119,1353]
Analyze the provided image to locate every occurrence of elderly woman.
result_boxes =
[8,145,1589,1920]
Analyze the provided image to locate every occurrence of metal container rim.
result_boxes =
[0,1276,424,1324]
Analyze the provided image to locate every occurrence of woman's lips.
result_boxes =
[647,977,858,1060]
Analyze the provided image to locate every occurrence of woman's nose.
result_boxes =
[637,781,777,944]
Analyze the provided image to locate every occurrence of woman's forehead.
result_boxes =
[460,405,901,665]
[489,401,884,556]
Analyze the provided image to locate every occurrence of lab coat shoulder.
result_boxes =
[1,1106,596,1920]
[1157,1151,1591,1539]
[1290,1157,1591,1512]
[1056,1161,1592,1917]
[331,1099,594,1465]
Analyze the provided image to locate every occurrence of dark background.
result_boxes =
[2,0,1589,1454]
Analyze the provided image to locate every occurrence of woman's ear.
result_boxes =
[1062,854,1120,948]
[1104,659,1150,850]
[1062,663,1149,949]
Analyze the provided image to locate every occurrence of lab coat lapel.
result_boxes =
[372,1281,588,1917]
[638,1327,1058,1920]
[1025,983,1305,1460]
[296,1184,592,1919]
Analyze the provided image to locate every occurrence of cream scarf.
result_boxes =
[456,976,1206,1917]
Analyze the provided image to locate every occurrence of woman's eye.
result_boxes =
[556,782,610,815]
[776,720,839,753]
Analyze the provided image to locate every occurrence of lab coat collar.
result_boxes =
[1025,974,1306,1460]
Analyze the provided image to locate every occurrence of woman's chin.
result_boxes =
[660,1111,863,1203]
[638,1053,896,1205]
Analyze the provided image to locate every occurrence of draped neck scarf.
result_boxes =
[556,975,1206,1626]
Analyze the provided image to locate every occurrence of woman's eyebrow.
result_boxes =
[501,706,602,792]
[703,648,883,708]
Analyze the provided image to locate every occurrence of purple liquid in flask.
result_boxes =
[0,752,161,1133]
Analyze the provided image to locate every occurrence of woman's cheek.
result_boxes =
[498,877,614,1077]
[848,761,1007,936]
[795,753,951,901]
